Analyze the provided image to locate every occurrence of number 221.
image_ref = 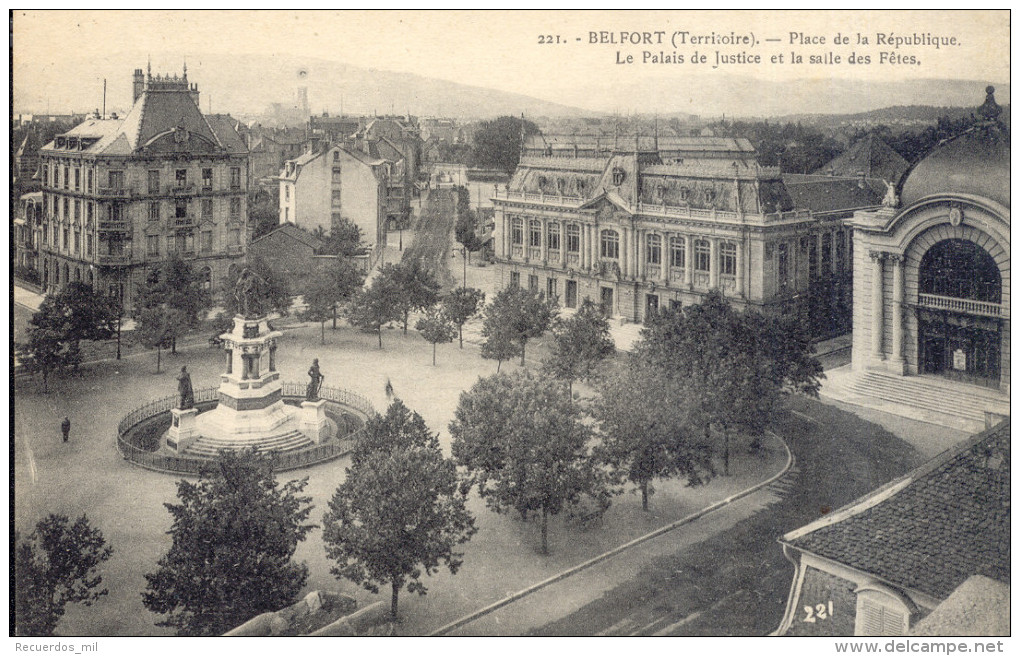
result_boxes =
[803,601,834,622]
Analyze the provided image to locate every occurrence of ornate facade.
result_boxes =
[492,136,863,326]
[36,66,249,310]
[850,88,1010,395]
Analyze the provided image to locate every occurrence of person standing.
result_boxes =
[61,417,70,443]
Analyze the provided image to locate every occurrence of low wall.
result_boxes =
[117,384,375,475]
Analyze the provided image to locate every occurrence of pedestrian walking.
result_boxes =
[61,417,71,443]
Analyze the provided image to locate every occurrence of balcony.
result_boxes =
[917,293,1005,319]
[99,220,129,231]
[96,186,135,199]
[169,184,196,196]
[225,244,243,255]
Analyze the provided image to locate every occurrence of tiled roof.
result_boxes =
[782,421,1010,600]
[253,222,326,251]
[812,134,910,183]
[783,175,885,214]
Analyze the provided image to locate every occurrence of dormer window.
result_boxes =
[612,167,626,186]
[656,185,666,200]
[705,189,717,203]
[556,178,566,194]
[537,175,547,188]
[679,187,690,201]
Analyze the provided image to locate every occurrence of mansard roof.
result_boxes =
[781,421,1010,601]
[812,133,910,183]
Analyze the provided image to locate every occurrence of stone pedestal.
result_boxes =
[300,399,329,443]
[166,407,199,454]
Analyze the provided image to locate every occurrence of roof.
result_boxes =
[342,147,385,167]
[783,175,886,214]
[898,120,1010,210]
[782,421,1010,601]
[251,222,326,251]
[812,134,910,183]
[41,73,245,157]
[909,576,1010,636]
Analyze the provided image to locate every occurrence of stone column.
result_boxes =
[582,224,591,269]
[620,227,628,278]
[710,238,720,289]
[660,232,670,283]
[559,224,566,266]
[870,251,885,362]
[735,240,744,296]
[636,229,645,279]
[540,218,547,262]
[889,254,906,373]
[830,231,838,275]
[685,235,694,288]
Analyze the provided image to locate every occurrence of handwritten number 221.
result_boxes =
[803,601,833,622]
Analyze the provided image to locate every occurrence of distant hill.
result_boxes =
[781,104,1011,128]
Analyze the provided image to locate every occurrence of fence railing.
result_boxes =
[117,383,375,475]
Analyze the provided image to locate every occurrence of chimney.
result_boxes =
[132,68,145,103]
[190,83,200,109]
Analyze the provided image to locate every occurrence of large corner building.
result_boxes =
[35,66,249,309]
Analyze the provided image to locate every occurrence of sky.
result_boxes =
[11,10,1011,114]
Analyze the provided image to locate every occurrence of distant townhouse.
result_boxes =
[36,66,249,309]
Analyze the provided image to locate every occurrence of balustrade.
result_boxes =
[917,293,1004,318]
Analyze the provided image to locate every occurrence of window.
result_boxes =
[74,169,80,191]
[74,200,81,222]
[73,231,80,254]
[510,271,520,287]
[147,235,160,257]
[148,171,160,194]
[547,278,557,299]
[529,220,542,248]
[528,274,539,291]
[202,168,213,189]
[284,185,290,201]
[331,190,342,207]
[565,280,578,308]
[176,169,188,187]
[332,168,342,184]
[230,197,241,220]
[670,236,685,268]
[547,222,560,250]
[201,231,213,253]
[87,202,93,226]
[600,230,619,259]
[42,166,48,186]
[202,199,213,220]
[333,151,340,161]
[110,204,124,222]
[230,167,241,189]
[62,228,69,250]
[149,202,160,221]
[646,233,662,265]
[836,230,846,267]
[566,224,580,253]
[166,235,176,253]
[62,198,69,220]
[176,199,188,220]
[511,217,523,245]
[63,166,69,189]
[855,589,910,636]
[108,170,123,190]
[87,169,93,193]
[86,234,93,257]
[821,233,832,268]
[229,228,241,245]
[694,239,711,272]
[721,242,737,276]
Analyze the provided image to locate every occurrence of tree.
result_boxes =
[322,401,476,621]
[453,187,483,265]
[329,258,366,329]
[389,261,441,335]
[14,514,113,636]
[481,285,558,367]
[135,255,210,354]
[319,217,364,257]
[345,273,403,349]
[18,283,118,389]
[135,305,183,373]
[593,361,714,510]
[415,305,457,366]
[442,287,485,348]
[248,186,279,241]
[479,320,520,373]
[220,256,292,318]
[543,299,615,396]
[636,291,823,475]
[142,451,315,636]
[302,275,338,344]
[471,115,541,175]
[450,371,610,555]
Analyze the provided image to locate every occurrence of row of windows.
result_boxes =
[510,218,738,275]
[40,224,94,256]
[44,193,242,225]
[146,198,242,221]
[43,163,242,193]
[145,231,221,257]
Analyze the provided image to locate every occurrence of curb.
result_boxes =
[429,429,795,636]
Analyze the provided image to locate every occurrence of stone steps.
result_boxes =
[184,430,314,458]
[851,372,1008,425]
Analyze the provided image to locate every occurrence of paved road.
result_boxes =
[403,187,457,288]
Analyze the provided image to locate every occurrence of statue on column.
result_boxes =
[306,359,324,401]
[233,267,269,319]
[177,366,195,410]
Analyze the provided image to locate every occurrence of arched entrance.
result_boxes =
[916,238,1002,387]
